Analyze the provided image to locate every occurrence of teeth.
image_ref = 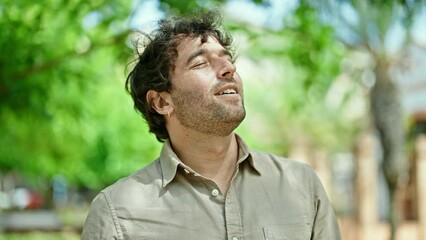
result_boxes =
[220,89,236,95]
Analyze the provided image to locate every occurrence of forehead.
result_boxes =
[176,35,222,58]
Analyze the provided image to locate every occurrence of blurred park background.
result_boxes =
[1,0,426,239]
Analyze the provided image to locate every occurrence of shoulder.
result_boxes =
[98,158,163,205]
[250,149,315,177]
[82,159,163,238]
[249,149,322,195]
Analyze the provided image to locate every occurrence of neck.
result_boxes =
[168,127,239,194]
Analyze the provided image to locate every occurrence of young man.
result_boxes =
[82,11,341,240]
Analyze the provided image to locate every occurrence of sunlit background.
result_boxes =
[1,0,426,239]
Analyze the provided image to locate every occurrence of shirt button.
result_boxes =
[232,237,239,240]
[211,189,219,197]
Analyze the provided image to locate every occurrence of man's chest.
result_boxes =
[114,175,314,240]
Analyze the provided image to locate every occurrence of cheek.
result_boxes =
[195,69,214,80]
[234,73,243,89]
[186,72,213,88]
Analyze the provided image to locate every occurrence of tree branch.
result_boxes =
[9,30,131,80]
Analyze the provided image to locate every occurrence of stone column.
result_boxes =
[355,133,379,240]
[289,136,311,165]
[416,135,426,240]
[314,150,332,198]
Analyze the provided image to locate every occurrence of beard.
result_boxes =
[170,80,246,136]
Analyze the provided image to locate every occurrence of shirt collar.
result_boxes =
[159,140,182,187]
[235,134,262,175]
[159,134,262,188]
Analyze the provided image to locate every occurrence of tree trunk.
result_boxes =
[370,56,406,240]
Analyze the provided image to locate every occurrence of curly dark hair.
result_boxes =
[125,11,234,142]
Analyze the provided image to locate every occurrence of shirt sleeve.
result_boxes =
[310,171,341,240]
[81,192,122,240]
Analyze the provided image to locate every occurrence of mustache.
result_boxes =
[212,77,241,92]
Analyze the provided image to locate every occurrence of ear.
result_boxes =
[146,90,174,117]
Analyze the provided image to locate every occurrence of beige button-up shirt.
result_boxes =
[82,136,340,240]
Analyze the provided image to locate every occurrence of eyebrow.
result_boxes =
[186,49,206,66]
[222,49,233,59]
[185,49,233,66]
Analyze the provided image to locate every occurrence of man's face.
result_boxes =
[169,35,246,136]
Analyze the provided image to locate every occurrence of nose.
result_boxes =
[216,58,236,80]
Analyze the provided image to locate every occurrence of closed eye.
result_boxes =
[191,62,207,69]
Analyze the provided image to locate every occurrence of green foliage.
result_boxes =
[0,0,360,191]
[312,0,425,53]
[0,232,79,240]
[306,1,424,238]
[160,0,207,14]
[158,0,267,15]
[233,2,359,153]
[0,0,161,190]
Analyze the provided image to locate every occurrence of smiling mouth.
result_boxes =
[218,89,237,95]
[215,84,239,96]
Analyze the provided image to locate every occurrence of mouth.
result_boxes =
[215,85,239,96]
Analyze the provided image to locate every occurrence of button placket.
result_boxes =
[224,182,243,240]
[211,189,219,197]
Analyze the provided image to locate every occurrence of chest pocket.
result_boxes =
[263,223,312,240]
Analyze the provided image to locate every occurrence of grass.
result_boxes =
[0,207,88,240]
[0,232,80,240]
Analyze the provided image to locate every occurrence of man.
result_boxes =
[82,11,341,240]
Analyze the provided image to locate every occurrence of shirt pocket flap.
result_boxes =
[263,223,312,240]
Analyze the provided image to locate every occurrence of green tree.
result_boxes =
[0,0,162,193]
[0,0,358,207]
[310,0,425,238]
[224,3,360,155]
